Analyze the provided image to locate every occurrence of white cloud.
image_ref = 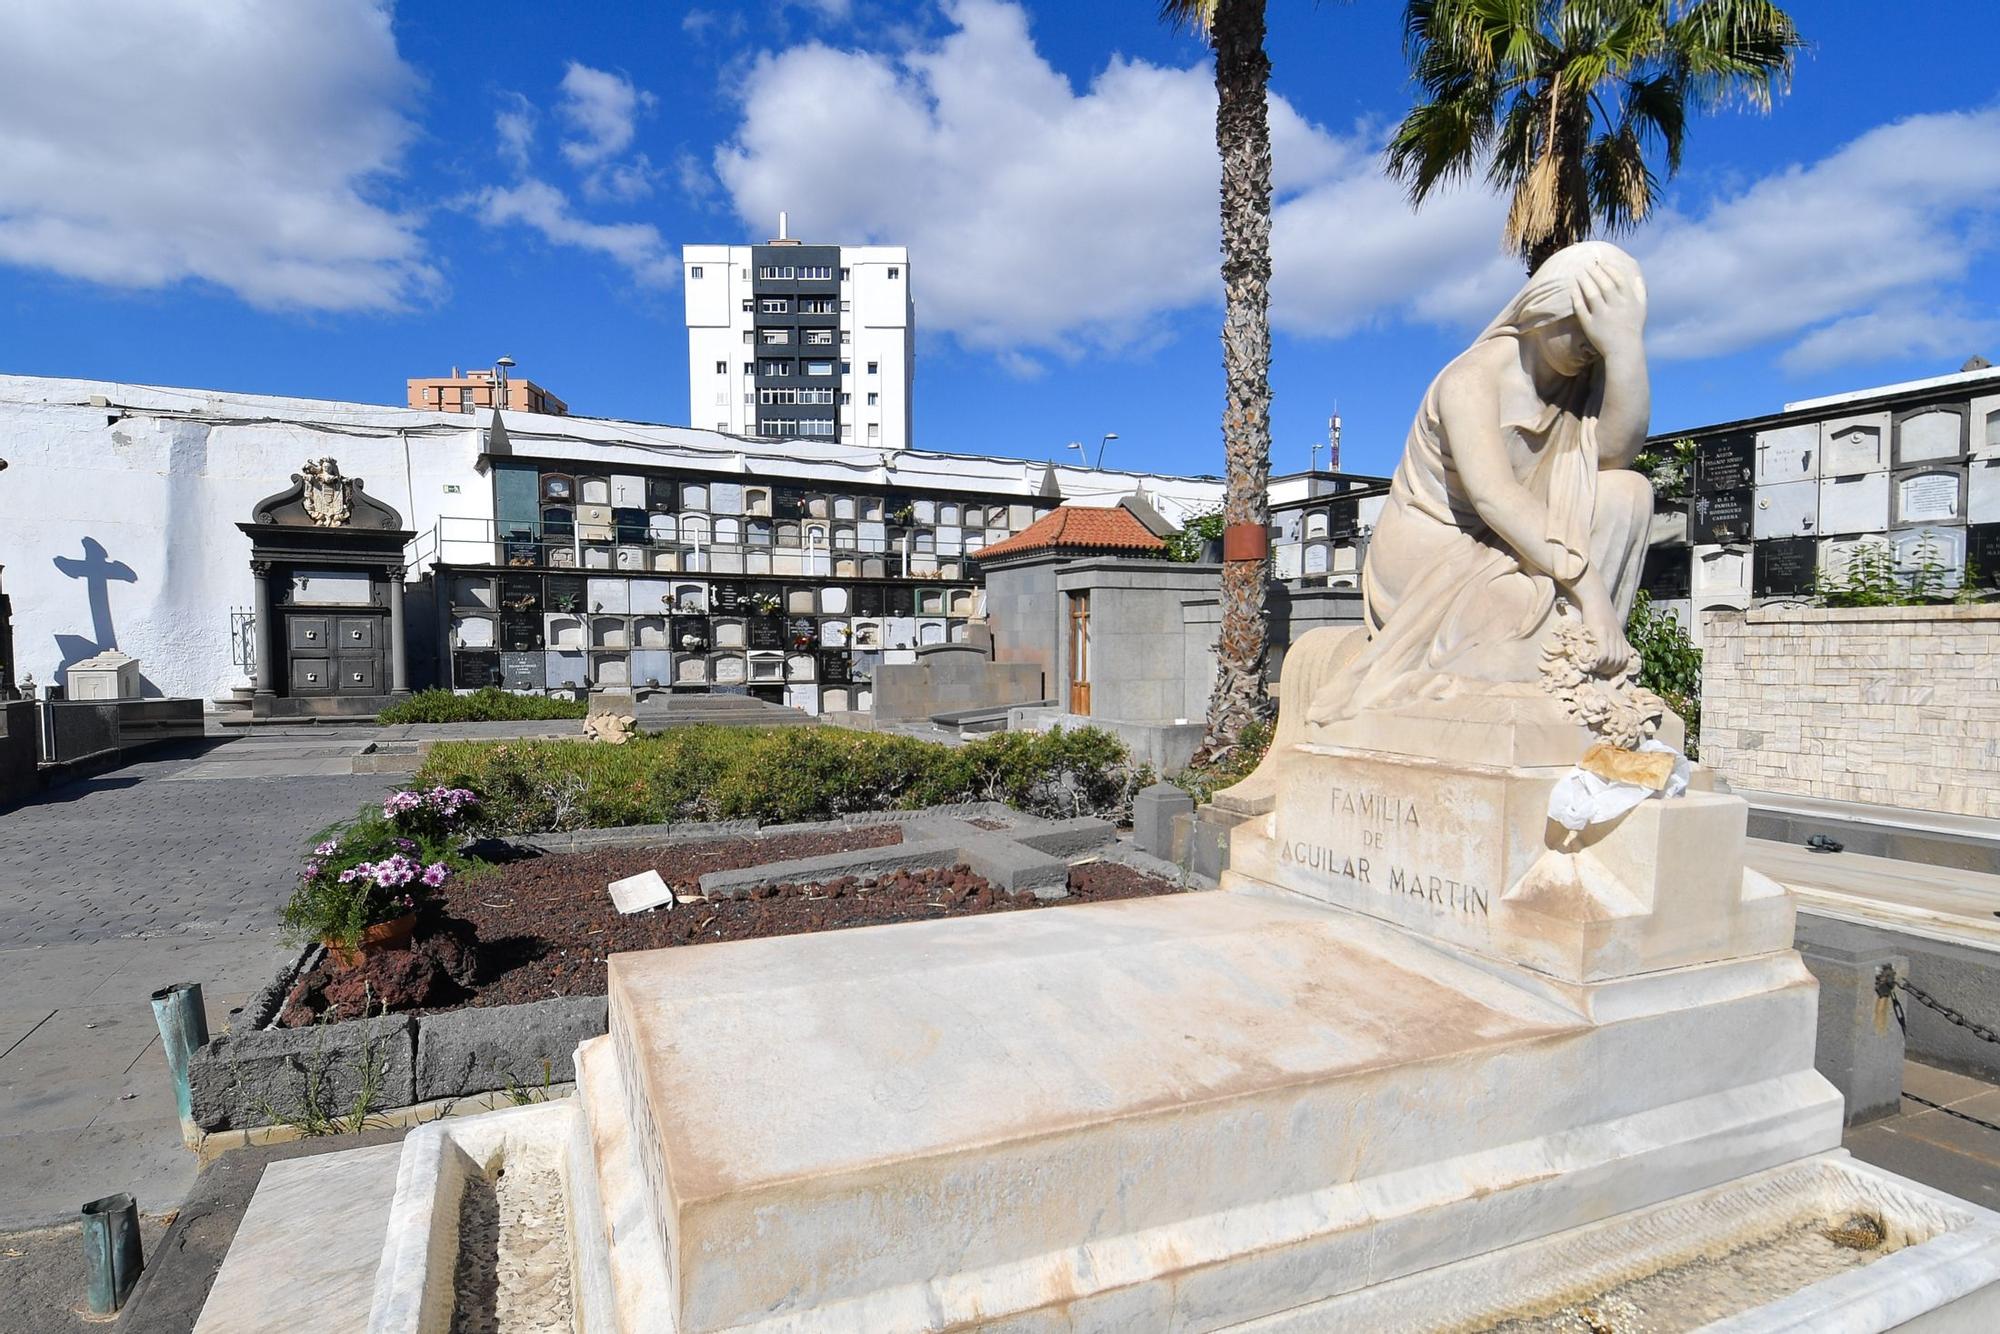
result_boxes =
[558,62,653,167]
[473,180,677,286]
[0,0,435,312]
[715,0,1511,355]
[1635,107,2000,369]
[496,93,537,173]
[714,3,2000,378]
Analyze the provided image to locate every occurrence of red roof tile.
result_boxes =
[975,504,1168,561]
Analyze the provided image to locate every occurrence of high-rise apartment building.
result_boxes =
[683,220,913,451]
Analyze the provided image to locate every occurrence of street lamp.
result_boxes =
[494,355,515,411]
[1095,432,1120,469]
[1065,441,1086,467]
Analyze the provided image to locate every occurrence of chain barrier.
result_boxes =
[1903,1091,2000,1137]
[1894,973,2000,1046]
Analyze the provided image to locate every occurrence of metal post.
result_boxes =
[80,1192,143,1314]
[149,982,208,1122]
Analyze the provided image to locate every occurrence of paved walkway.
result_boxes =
[0,736,393,1232]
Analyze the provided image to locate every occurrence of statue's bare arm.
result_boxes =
[1436,355,1582,583]
[1576,266,1650,470]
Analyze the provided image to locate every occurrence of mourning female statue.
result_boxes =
[1307,241,1660,741]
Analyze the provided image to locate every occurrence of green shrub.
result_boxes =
[415,724,1153,834]
[1625,591,1701,758]
[378,688,588,725]
[1174,718,1273,804]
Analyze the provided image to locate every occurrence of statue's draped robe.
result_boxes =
[1311,352,1651,723]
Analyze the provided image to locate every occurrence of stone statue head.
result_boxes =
[1478,241,1646,379]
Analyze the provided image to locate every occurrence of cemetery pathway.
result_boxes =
[0,735,394,1241]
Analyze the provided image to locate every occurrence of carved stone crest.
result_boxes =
[299,457,354,528]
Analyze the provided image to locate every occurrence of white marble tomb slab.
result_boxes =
[1894,466,1965,525]
[1819,470,1891,535]
[611,869,673,914]
[194,1142,404,1333]
[1823,413,1890,475]
[1974,393,2000,459]
[601,888,1837,1332]
[1755,423,1820,484]
[1754,479,1818,539]
[1970,456,2000,523]
[1896,405,1966,465]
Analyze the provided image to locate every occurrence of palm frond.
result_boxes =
[1158,0,1220,36]
[1585,124,1659,232]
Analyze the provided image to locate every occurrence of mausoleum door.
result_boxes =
[282,609,387,698]
[1066,592,1091,716]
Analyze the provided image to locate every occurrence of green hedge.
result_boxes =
[378,688,589,725]
[413,724,1152,833]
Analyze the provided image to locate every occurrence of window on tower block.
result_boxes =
[715,361,727,374]
[805,329,833,345]
[760,298,789,313]
[690,265,704,278]
[760,328,789,344]
[888,267,900,279]
[867,392,878,406]
[867,362,879,375]
[805,360,834,376]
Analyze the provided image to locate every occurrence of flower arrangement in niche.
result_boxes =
[283,787,482,950]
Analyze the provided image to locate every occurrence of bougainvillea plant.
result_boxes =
[282,787,482,949]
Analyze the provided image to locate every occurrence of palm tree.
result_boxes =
[1387,0,1805,273]
[1164,0,1277,764]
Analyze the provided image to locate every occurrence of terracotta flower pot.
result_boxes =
[325,912,417,969]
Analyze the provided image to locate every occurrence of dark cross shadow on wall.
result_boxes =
[51,536,139,688]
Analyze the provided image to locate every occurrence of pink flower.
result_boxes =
[421,862,450,888]
[314,840,340,856]
[339,867,362,884]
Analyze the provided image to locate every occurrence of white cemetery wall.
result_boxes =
[1701,604,2000,818]
[0,376,489,700]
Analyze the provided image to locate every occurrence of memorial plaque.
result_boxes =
[886,586,916,616]
[787,616,818,647]
[1696,436,1755,494]
[645,476,678,511]
[1754,538,1818,597]
[1691,488,1753,543]
[1327,501,1359,541]
[1897,470,1962,525]
[671,616,710,651]
[746,616,784,651]
[710,580,747,613]
[1970,524,2000,588]
[818,650,852,684]
[1639,544,1690,599]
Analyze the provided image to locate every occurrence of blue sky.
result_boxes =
[1,1,1997,480]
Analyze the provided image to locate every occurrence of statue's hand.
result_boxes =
[1581,610,1636,676]
[1573,260,1646,360]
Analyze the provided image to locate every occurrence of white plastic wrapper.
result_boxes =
[1546,739,1691,832]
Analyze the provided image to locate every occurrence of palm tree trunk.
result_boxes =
[1195,0,1275,767]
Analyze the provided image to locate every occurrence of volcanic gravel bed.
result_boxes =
[435,832,1183,1010]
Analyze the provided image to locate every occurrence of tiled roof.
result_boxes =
[975,504,1168,561]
